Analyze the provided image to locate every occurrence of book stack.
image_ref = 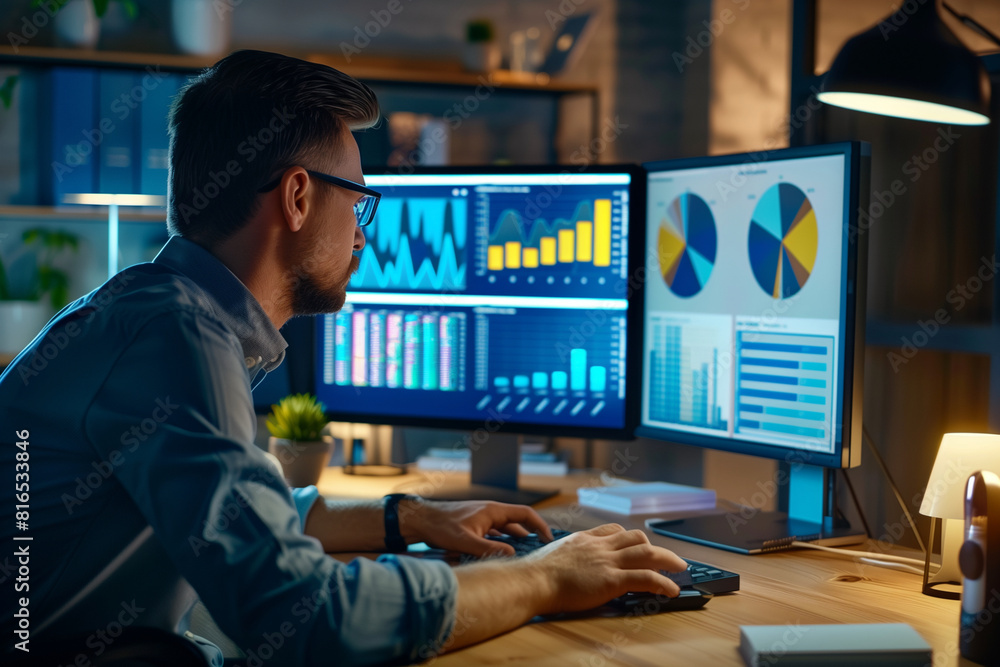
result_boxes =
[415,447,569,476]
[577,482,716,515]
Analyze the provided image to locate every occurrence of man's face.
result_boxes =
[291,126,367,316]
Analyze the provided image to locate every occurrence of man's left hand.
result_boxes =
[398,499,553,557]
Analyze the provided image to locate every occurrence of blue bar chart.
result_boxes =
[474,308,625,422]
[646,314,730,432]
[323,307,466,392]
[735,331,834,447]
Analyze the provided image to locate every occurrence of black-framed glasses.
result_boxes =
[257,169,381,227]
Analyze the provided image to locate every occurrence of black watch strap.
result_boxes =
[383,493,411,553]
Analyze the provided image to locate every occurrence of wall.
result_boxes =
[701,0,1000,550]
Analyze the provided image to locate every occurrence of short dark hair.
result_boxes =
[166,50,380,245]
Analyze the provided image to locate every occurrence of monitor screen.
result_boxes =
[314,166,643,438]
[637,142,868,469]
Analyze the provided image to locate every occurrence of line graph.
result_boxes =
[352,197,467,291]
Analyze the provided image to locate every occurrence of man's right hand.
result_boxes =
[519,523,688,615]
[445,523,688,654]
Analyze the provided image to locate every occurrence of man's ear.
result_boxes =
[279,167,311,232]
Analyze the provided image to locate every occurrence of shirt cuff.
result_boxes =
[376,554,458,662]
[290,485,320,531]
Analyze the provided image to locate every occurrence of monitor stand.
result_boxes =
[419,433,560,506]
[650,464,864,554]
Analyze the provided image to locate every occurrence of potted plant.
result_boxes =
[462,18,501,72]
[0,227,79,356]
[266,393,332,487]
[28,0,138,50]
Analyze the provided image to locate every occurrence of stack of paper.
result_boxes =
[577,482,716,515]
[415,448,569,476]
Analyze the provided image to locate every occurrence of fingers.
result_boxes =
[605,528,652,549]
[499,523,532,538]
[475,538,515,558]
[617,568,681,598]
[615,543,688,573]
[587,523,626,537]
[492,504,553,541]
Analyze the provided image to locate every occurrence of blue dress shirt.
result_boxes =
[0,236,457,665]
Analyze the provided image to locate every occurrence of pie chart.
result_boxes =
[748,183,818,299]
[658,193,717,298]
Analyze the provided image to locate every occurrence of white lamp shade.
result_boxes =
[919,433,1000,519]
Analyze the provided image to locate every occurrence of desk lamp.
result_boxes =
[817,0,990,125]
[62,194,166,279]
[919,432,1000,599]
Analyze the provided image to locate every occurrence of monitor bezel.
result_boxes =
[635,141,869,469]
[315,163,646,441]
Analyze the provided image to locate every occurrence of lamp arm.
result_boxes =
[943,1,1000,49]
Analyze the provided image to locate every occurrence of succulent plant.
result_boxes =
[266,393,328,442]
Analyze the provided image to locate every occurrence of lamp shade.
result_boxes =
[817,1,990,125]
[920,433,1000,519]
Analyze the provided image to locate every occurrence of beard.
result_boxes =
[290,254,360,316]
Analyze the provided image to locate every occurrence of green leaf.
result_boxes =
[0,75,18,111]
[93,0,110,18]
[122,0,138,19]
[0,257,9,301]
[266,393,328,440]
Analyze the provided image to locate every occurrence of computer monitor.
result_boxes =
[637,142,870,553]
[314,166,644,503]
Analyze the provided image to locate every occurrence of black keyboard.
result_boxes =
[486,528,740,594]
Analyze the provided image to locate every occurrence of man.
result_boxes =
[0,51,685,665]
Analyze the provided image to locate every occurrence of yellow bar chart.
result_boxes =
[485,198,614,272]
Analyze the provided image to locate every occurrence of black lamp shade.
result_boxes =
[818,1,990,125]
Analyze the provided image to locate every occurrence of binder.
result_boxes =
[139,73,182,196]
[48,67,98,204]
[97,69,139,195]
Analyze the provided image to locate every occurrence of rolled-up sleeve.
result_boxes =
[291,486,320,531]
[82,309,457,666]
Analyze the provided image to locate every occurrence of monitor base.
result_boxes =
[420,483,559,506]
[649,510,865,555]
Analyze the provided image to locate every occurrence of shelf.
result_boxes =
[0,205,166,223]
[0,45,214,71]
[0,46,598,95]
[307,54,598,94]
[866,318,1000,355]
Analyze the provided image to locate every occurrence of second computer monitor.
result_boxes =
[638,142,869,469]
[315,166,643,439]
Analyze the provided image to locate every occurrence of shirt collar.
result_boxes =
[152,236,287,373]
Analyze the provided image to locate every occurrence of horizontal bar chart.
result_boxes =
[735,331,834,447]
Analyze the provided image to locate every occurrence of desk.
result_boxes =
[317,467,964,666]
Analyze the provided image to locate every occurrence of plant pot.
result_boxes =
[0,301,52,356]
[54,0,100,50]
[171,0,232,56]
[461,42,501,72]
[268,436,332,487]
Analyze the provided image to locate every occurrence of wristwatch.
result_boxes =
[383,493,413,553]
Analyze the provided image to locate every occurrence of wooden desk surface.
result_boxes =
[317,467,965,666]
